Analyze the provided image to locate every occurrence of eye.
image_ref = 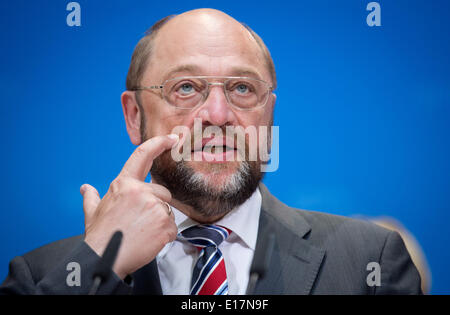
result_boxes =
[178,83,195,95]
[235,83,250,94]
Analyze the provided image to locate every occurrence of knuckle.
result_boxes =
[158,185,172,199]
[125,184,141,197]
[143,196,159,210]
[109,177,124,194]
[162,189,172,202]
[110,177,149,202]
[148,184,172,202]
[134,145,148,159]
[121,179,144,197]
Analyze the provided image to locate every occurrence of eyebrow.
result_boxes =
[162,65,201,82]
[229,67,263,80]
[161,64,264,82]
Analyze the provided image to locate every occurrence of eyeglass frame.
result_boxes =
[130,76,275,111]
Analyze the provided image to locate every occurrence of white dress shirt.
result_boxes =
[156,188,262,295]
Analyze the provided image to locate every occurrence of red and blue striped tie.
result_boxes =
[181,225,231,295]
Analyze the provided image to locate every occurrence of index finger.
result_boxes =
[120,134,179,181]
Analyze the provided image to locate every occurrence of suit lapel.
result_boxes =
[253,184,325,294]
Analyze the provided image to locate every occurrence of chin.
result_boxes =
[185,160,242,191]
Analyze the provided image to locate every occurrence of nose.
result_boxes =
[197,84,235,126]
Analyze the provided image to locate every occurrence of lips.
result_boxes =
[192,137,237,153]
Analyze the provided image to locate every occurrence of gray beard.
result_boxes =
[150,154,262,219]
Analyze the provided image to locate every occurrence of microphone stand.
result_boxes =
[88,231,123,295]
[246,232,275,295]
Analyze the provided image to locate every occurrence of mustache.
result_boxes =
[177,125,251,156]
[160,120,274,164]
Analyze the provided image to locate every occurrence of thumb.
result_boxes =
[80,183,101,224]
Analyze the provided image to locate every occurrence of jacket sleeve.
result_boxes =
[375,230,423,295]
[0,241,132,295]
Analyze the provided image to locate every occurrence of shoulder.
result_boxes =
[259,183,399,271]
[299,209,392,247]
[280,204,394,261]
[259,183,392,247]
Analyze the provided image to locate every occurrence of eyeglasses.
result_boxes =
[131,76,274,110]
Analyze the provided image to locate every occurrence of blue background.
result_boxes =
[1,0,449,294]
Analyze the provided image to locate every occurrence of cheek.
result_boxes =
[261,109,274,127]
[237,107,273,129]
[144,107,190,138]
[140,92,190,137]
[233,110,273,152]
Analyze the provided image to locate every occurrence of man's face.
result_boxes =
[127,10,275,218]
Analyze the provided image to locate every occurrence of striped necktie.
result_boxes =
[180,224,231,295]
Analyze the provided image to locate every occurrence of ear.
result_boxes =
[121,91,143,145]
[270,93,277,112]
[265,93,276,124]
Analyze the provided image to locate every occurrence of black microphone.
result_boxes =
[88,230,123,295]
[246,232,276,295]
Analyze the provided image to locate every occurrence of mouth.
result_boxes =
[193,145,236,153]
[191,137,239,162]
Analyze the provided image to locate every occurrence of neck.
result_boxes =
[170,198,228,224]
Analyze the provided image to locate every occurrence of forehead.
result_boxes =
[145,13,269,82]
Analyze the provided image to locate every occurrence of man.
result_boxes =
[1,9,422,295]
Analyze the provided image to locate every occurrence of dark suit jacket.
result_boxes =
[0,184,422,294]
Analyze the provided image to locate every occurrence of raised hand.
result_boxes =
[80,134,179,279]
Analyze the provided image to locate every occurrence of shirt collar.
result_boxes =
[173,188,262,250]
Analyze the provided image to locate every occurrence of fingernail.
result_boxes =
[80,184,87,195]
